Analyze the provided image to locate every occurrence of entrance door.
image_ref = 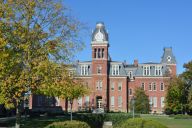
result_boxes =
[97,97,102,109]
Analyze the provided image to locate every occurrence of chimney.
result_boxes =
[76,60,79,65]
[124,60,126,66]
[134,60,138,66]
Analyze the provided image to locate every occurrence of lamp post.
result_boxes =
[131,96,136,118]
[24,98,29,127]
[70,98,74,122]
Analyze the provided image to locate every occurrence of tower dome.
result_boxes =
[92,23,108,41]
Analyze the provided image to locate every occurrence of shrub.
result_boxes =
[76,113,140,128]
[169,114,175,117]
[190,116,192,119]
[120,118,169,128]
[174,114,190,119]
[45,120,90,128]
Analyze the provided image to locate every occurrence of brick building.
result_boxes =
[29,23,177,114]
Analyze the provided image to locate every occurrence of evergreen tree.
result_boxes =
[129,87,150,114]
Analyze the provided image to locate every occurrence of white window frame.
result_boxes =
[149,82,152,91]
[38,96,42,106]
[81,65,88,75]
[98,65,101,74]
[111,96,114,107]
[86,96,89,106]
[56,97,59,106]
[149,97,152,107]
[141,83,145,90]
[154,97,157,107]
[129,71,133,79]
[155,66,161,76]
[143,66,150,76]
[161,97,164,107]
[118,82,121,91]
[100,82,102,90]
[161,83,164,91]
[129,88,132,96]
[78,97,82,107]
[154,83,156,91]
[112,65,119,75]
[118,96,122,107]
[111,82,114,91]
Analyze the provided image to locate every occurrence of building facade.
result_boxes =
[29,23,177,114]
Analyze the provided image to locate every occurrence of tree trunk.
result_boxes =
[15,100,23,128]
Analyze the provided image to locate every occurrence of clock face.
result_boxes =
[96,33,103,40]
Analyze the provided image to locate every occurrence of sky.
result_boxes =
[64,0,192,75]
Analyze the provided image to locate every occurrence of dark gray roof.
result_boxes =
[140,62,160,64]
[92,23,108,41]
[108,64,126,75]
[74,64,92,75]
[124,65,136,68]
[162,48,177,63]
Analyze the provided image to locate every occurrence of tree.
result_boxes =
[181,61,192,109]
[163,73,190,113]
[0,0,91,128]
[129,87,150,114]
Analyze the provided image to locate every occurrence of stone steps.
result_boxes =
[92,109,105,114]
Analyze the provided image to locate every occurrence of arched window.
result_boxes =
[98,66,101,74]
[102,48,104,58]
[118,96,122,107]
[98,49,101,58]
[94,49,97,58]
[129,71,132,78]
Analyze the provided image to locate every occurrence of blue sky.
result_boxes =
[65,0,192,75]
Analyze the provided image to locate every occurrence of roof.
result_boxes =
[161,48,177,63]
[92,23,108,41]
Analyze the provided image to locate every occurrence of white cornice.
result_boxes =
[79,62,92,64]
[108,62,123,65]
[135,76,170,78]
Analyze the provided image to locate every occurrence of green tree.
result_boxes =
[129,87,150,114]
[0,0,91,128]
[181,61,192,109]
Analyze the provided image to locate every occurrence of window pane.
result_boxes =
[98,66,101,74]
[116,66,118,75]
[82,66,84,75]
[130,72,132,78]
[86,96,89,106]
[118,82,121,90]
[38,96,42,106]
[129,89,132,95]
[154,97,157,107]
[113,66,115,75]
[96,82,98,89]
[79,97,82,106]
[111,96,114,106]
[118,96,121,107]
[161,83,164,90]
[49,97,52,106]
[111,82,114,90]
[85,67,87,75]
[86,82,89,88]
[161,97,164,107]
[149,83,151,91]
[154,83,156,90]
[142,83,144,90]
[102,49,104,58]
[149,97,152,107]
[100,82,102,90]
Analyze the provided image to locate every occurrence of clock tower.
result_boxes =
[90,23,109,109]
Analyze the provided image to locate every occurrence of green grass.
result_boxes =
[140,114,192,128]
[5,116,73,128]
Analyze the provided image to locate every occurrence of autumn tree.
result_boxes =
[129,87,150,114]
[0,0,91,128]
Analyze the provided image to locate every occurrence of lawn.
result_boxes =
[140,114,192,128]
[5,116,73,128]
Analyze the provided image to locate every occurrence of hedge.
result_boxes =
[75,113,140,128]
[169,114,175,117]
[45,120,90,128]
[190,116,192,119]
[120,118,169,128]
[174,114,190,119]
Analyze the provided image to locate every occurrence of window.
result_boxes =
[86,96,89,106]
[56,97,59,106]
[141,83,144,90]
[86,82,89,88]
[96,82,99,90]
[144,67,150,75]
[154,97,157,107]
[111,96,114,107]
[81,65,88,75]
[102,48,104,58]
[111,82,114,90]
[156,67,161,75]
[118,96,122,107]
[38,96,42,106]
[167,56,171,62]
[78,97,82,106]
[118,82,121,90]
[161,83,164,91]
[100,82,102,90]
[161,97,164,107]
[149,97,152,107]
[49,97,52,106]
[45,96,49,106]
[94,49,97,58]
[98,49,101,58]
[129,71,133,78]
[149,83,152,91]
[154,83,156,91]
[112,65,119,75]
[129,89,132,96]
[98,66,101,74]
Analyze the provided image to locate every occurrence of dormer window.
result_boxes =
[144,66,150,75]
[129,71,133,78]
[167,56,171,62]
[155,67,161,76]
[112,65,119,75]
[98,66,101,74]
[81,65,88,75]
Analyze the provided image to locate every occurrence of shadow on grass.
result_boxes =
[5,117,72,128]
